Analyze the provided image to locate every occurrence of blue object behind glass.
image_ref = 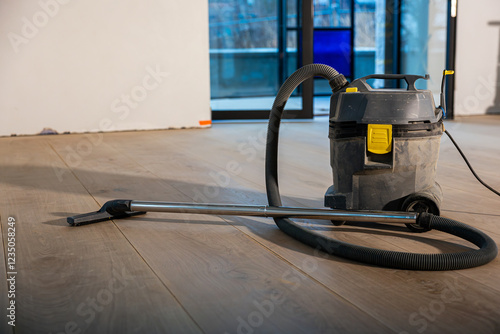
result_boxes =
[313,30,352,77]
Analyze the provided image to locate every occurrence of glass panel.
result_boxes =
[286,30,299,78]
[314,0,352,28]
[314,30,352,75]
[209,0,303,114]
[312,0,352,95]
[209,0,279,100]
[287,0,299,27]
[400,0,429,90]
[314,29,352,94]
[401,0,448,100]
[354,0,377,80]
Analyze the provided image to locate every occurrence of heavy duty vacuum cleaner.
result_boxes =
[68,64,498,270]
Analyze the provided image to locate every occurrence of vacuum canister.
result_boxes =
[325,74,444,231]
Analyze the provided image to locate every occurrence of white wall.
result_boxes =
[0,0,211,136]
[454,0,500,116]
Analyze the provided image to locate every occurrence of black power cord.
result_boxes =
[445,129,500,197]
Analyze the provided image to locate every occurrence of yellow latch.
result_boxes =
[367,124,392,154]
[444,70,454,75]
[346,87,358,93]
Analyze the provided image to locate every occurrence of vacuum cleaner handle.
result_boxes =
[359,73,429,91]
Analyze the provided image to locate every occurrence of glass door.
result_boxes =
[400,0,448,104]
[209,0,305,119]
[313,0,354,95]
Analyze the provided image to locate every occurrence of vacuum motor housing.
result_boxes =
[325,74,444,222]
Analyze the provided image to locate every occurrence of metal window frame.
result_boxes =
[446,0,457,119]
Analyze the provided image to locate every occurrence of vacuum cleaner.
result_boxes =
[68,64,498,271]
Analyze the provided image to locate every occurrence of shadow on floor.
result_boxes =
[1,164,483,264]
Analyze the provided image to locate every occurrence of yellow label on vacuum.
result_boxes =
[367,124,392,154]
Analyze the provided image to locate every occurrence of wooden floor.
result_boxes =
[1,115,500,333]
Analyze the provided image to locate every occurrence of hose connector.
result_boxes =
[416,212,433,230]
[329,74,348,93]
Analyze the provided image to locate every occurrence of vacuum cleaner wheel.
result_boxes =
[401,193,440,232]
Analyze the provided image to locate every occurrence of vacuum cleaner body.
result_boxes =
[325,74,444,219]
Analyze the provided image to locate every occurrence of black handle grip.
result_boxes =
[360,74,429,91]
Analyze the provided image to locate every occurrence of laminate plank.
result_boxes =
[47,133,392,333]
[0,136,202,334]
[102,129,498,333]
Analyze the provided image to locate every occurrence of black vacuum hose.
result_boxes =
[265,64,497,270]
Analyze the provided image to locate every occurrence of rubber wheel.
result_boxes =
[401,195,440,233]
[331,220,346,226]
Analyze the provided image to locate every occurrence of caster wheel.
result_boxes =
[401,194,440,233]
[331,220,346,226]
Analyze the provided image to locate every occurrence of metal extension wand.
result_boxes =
[67,199,418,226]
